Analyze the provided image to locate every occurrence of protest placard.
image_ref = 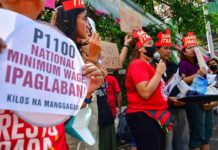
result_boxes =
[0,9,88,126]
[119,7,142,33]
[101,41,122,69]
[194,47,209,71]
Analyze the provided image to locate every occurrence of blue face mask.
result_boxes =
[143,45,156,58]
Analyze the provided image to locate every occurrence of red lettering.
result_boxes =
[12,67,23,84]
[64,69,71,79]
[44,76,51,92]
[69,83,75,96]
[35,74,43,90]
[61,81,68,94]
[31,44,39,56]
[76,85,83,98]
[71,72,76,81]
[23,71,33,88]
[7,49,19,63]
[5,65,12,83]
[39,48,45,59]
[52,79,59,93]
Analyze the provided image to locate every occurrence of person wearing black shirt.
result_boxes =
[155,29,189,150]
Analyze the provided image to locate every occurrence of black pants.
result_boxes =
[126,112,165,150]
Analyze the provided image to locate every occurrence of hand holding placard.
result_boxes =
[0,37,6,53]
[82,63,104,95]
[124,34,133,46]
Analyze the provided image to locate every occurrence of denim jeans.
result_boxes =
[186,104,213,149]
[165,108,189,150]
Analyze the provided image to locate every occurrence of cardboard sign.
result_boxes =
[0,9,89,126]
[101,41,121,69]
[119,7,142,33]
[45,0,55,9]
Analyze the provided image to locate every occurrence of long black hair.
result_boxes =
[55,6,85,42]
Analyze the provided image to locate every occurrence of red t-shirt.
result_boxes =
[105,75,121,117]
[0,110,69,150]
[125,59,168,113]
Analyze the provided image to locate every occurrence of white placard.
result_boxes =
[163,69,181,97]
[0,9,89,117]
[194,47,209,71]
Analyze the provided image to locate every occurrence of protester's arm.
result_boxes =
[119,34,133,67]
[113,77,122,113]
[202,102,218,110]
[81,63,103,108]
[182,67,206,84]
[81,33,103,108]
[116,92,122,114]
[181,74,196,84]
[136,60,166,99]
[0,37,6,53]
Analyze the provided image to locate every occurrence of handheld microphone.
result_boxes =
[153,52,161,63]
[153,52,167,78]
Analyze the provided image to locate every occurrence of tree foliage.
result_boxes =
[132,0,218,41]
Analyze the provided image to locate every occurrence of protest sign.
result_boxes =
[163,69,181,98]
[45,0,55,9]
[119,7,142,33]
[194,47,209,71]
[101,41,122,69]
[0,9,89,126]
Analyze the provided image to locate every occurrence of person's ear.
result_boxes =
[182,49,187,55]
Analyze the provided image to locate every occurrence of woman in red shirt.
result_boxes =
[0,0,103,149]
[125,29,170,150]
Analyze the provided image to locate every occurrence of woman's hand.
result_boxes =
[82,63,104,95]
[155,59,166,76]
[0,38,6,53]
[88,33,101,63]
[168,97,185,107]
[202,102,218,111]
[100,65,108,77]
[197,67,206,76]
[124,34,133,46]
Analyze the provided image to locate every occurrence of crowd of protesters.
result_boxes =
[1,0,218,150]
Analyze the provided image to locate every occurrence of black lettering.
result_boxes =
[33,28,43,44]
[61,41,68,56]
[45,34,51,49]
[69,45,75,58]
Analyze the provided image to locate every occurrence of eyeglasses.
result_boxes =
[77,16,88,23]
